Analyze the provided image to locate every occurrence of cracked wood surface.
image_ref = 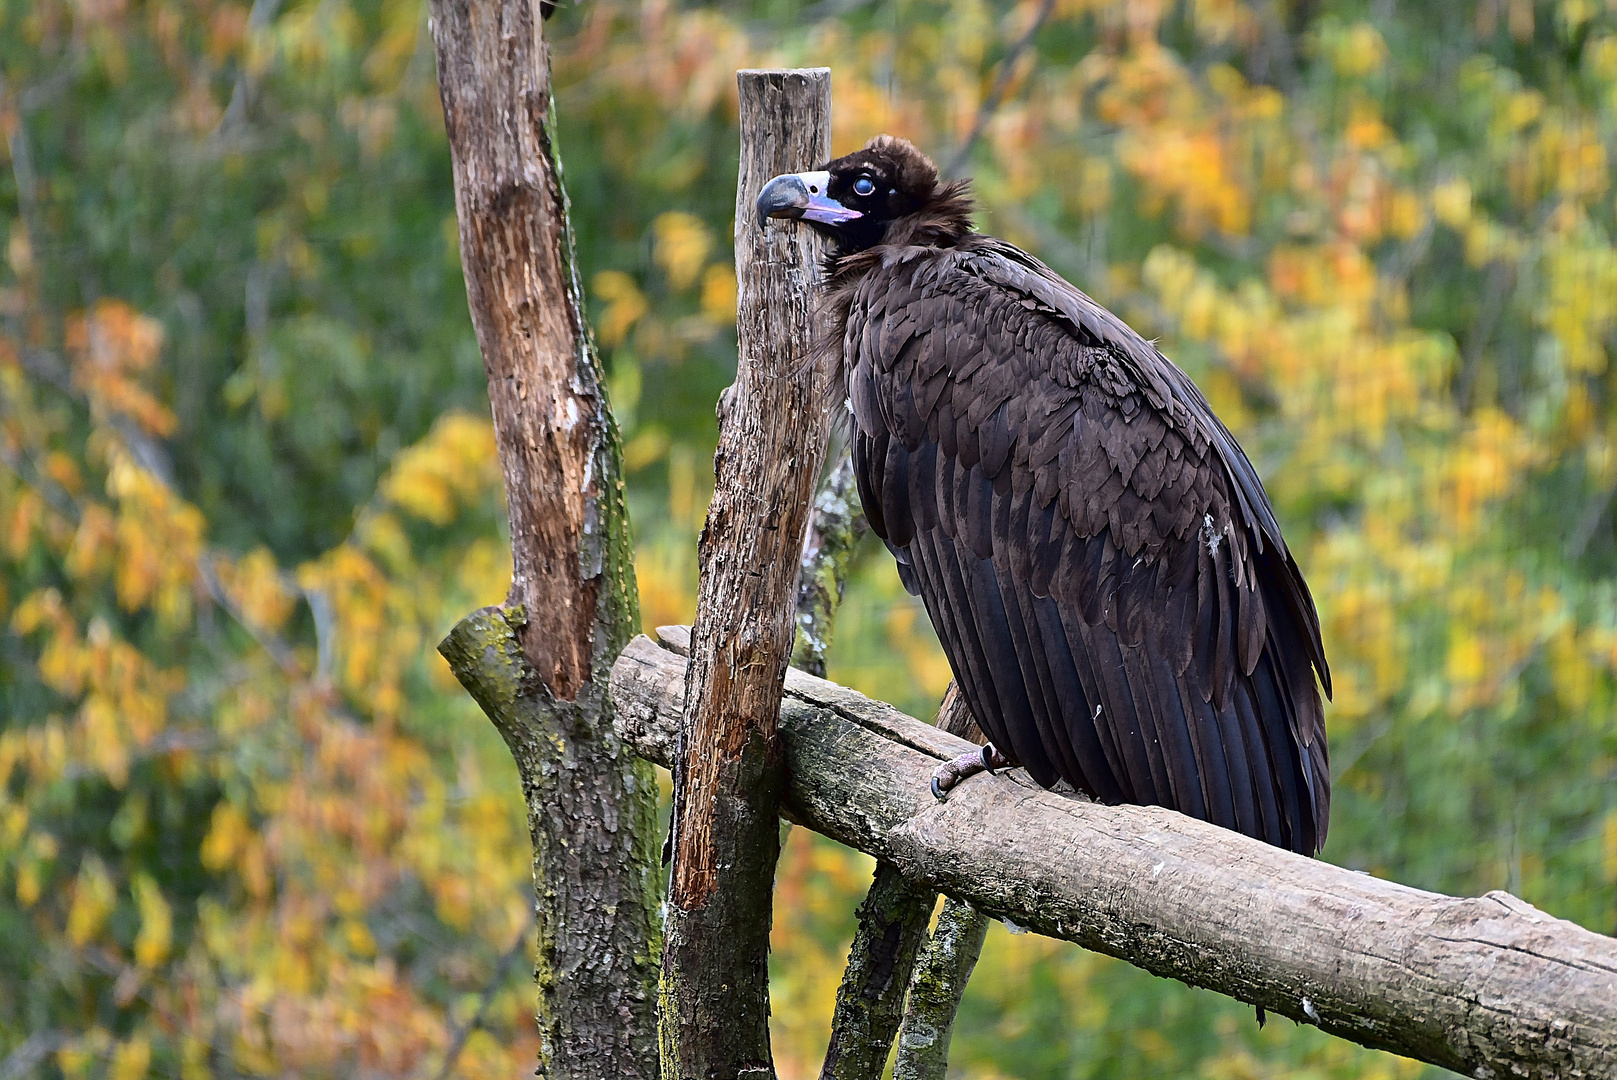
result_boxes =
[659,68,833,1078]
[615,629,1617,1080]
[430,1,661,1073]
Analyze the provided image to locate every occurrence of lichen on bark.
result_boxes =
[793,454,868,679]
[819,864,937,1080]
[893,898,990,1080]
[429,0,663,1071]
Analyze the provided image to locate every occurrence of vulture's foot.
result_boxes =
[930,744,1011,800]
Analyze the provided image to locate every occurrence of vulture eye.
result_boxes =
[852,176,876,196]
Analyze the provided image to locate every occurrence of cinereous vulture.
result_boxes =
[758,135,1330,856]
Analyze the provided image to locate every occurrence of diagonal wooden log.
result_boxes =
[429,1,661,1073]
[614,630,1617,1080]
[819,862,937,1079]
[891,685,991,1080]
[659,68,833,1078]
[894,893,990,1080]
[820,686,981,1079]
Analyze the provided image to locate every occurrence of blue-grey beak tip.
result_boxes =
[757,174,809,228]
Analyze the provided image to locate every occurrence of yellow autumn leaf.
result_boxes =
[66,300,175,437]
[652,210,712,291]
[699,263,737,325]
[132,872,173,968]
[110,1035,151,1080]
[56,1028,112,1080]
[593,269,648,349]
[1325,21,1388,78]
[180,1036,211,1080]
[200,801,250,871]
[382,411,498,525]
[67,855,117,946]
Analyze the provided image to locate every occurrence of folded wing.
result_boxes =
[845,239,1330,855]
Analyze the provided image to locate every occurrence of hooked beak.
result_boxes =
[756,171,863,228]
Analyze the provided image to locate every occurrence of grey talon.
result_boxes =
[931,775,946,800]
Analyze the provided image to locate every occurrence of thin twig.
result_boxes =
[429,914,536,1080]
[944,0,1056,178]
[793,453,869,678]
[211,0,286,140]
[1568,484,1616,559]
[0,1031,68,1080]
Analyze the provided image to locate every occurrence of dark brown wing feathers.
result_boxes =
[844,236,1331,855]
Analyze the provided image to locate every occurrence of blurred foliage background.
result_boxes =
[3,0,1617,1076]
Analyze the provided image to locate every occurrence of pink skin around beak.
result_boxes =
[756,171,864,228]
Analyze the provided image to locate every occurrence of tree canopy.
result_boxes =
[3,0,1616,1077]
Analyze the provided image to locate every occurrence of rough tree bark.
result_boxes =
[892,686,990,1080]
[819,687,980,1079]
[819,864,936,1079]
[614,631,1617,1080]
[429,3,661,1074]
[660,69,833,1078]
[894,895,991,1080]
[793,455,866,679]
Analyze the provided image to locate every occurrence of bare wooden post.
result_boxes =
[659,68,833,1077]
[429,2,661,1074]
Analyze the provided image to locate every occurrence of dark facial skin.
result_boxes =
[755,136,950,253]
[813,152,926,252]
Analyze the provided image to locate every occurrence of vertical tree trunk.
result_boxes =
[660,68,833,1078]
[429,3,662,1074]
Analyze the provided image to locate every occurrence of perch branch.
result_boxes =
[613,630,1617,1080]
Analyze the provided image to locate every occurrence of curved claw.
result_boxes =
[931,743,1006,801]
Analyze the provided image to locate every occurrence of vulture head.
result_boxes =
[756,135,973,254]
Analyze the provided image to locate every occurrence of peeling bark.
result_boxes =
[660,69,834,1078]
[429,3,661,1073]
[614,632,1617,1080]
